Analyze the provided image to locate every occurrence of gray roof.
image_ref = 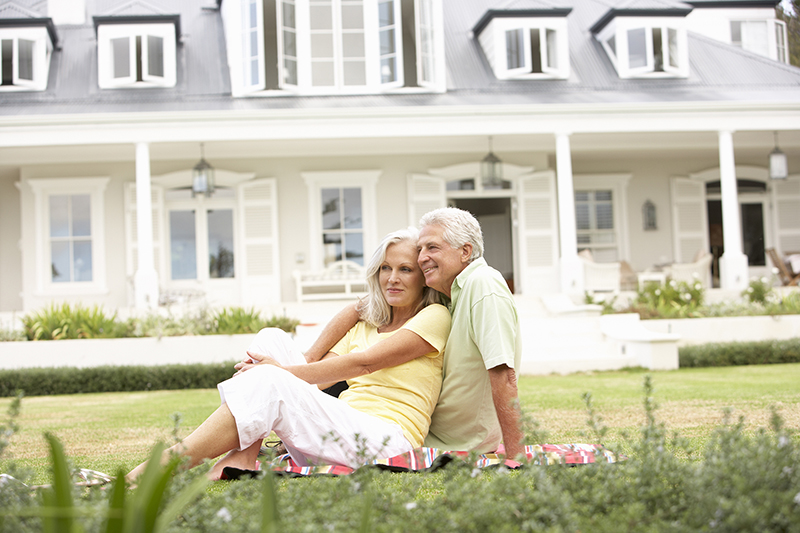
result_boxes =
[0,0,799,118]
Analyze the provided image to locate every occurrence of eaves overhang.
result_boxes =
[590,8,694,35]
[472,8,573,37]
[0,17,58,47]
[684,1,779,7]
[92,14,181,39]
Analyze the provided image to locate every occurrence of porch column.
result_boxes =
[717,130,749,291]
[134,142,159,309]
[555,132,583,294]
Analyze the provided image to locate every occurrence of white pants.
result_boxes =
[217,328,412,467]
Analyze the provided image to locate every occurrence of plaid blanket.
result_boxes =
[263,443,618,477]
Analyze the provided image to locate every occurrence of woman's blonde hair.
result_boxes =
[358,227,441,328]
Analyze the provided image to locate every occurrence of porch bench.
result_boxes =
[293,260,368,302]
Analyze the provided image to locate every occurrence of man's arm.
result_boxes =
[302,303,360,363]
[488,364,524,460]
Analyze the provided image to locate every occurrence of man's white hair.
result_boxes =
[419,207,484,262]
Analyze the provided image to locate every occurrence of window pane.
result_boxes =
[505,29,523,69]
[311,34,334,58]
[312,60,335,86]
[321,188,341,229]
[73,240,93,281]
[730,21,742,45]
[575,204,590,230]
[596,204,614,229]
[380,27,395,56]
[344,60,366,85]
[344,233,364,265]
[595,191,612,201]
[170,210,197,280]
[111,37,130,78]
[1,40,12,85]
[378,0,394,26]
[380,57,396,83]
[71,194,91,237]
[343,188,362,229]
[208,209,235,279]
[343,33,365,57]
[323,233,342,265]
[282,1,295,27]
[652,27,663,71]
[530,28,542,73]
[546,29,557,69]
[574,191,589,202]
[18,39,34,81]
[310,4,333,30]
[147,35,164,77]
[668,28,679,68]
[627,28,647,69]
[342,4,364,29]
[49,195,70,237]
[284,58,298,84]
[284,29,296,56]
[51,241,70,282]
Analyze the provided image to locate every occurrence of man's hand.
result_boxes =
[233,351,283,377]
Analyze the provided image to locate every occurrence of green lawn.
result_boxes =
[2,364,799,485]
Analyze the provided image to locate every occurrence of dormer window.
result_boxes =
[0,22,55,91]
[595,17,689,79]
[473,10,571,80]
[95,17,178,89]
[730,19,788,63]
[221,0,444,96]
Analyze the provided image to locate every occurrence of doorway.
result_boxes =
[451,197,515,293]
[706,197,767,288]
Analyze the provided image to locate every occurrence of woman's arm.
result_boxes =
[276,329,436,385]
[302,303,360,363]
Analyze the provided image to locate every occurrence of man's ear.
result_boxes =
[460,243,473,263]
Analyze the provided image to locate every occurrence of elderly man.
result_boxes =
[303,207,524,458]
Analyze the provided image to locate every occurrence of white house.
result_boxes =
[1,0,799,318]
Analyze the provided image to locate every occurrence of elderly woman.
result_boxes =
[127,228,450,481]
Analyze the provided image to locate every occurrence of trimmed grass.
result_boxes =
[2,364,799,485]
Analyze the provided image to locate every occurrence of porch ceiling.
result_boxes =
[0,130,798,167]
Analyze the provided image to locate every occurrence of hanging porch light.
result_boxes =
[480,136,503,188]
[192,143,216,197]
[769,131,788,180]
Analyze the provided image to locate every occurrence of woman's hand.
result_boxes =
[233,351,283,377]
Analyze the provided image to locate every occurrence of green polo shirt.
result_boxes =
[423,257,522,453]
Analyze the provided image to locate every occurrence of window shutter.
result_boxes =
[408,173,445,226]
[124,183,164,298]
[772,177,800,254]
[238,178,280,305]
[670,177,708,262]
[517,171,559,294]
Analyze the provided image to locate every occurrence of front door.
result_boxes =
[452,198,515,293]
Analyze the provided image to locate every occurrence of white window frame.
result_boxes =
[164,193,239,286]
[480,17,569,80]
[0,26,52,91]
[729,18,788,63]
[27,178,109,296]
[573,174,631,262]
[597,17,689,79]
[301,170,379,269]
[97,23,176,89]
[277,0,404,94]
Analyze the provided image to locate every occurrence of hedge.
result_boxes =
[679,338,800,368]
[0,362,237,397]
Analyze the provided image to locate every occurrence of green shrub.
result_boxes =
[21,303,126,341]
[622,278,705,319]
[212,308,300,336]
[680,338,800,368]
[0,362,237,397]
[741,275,777,305]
